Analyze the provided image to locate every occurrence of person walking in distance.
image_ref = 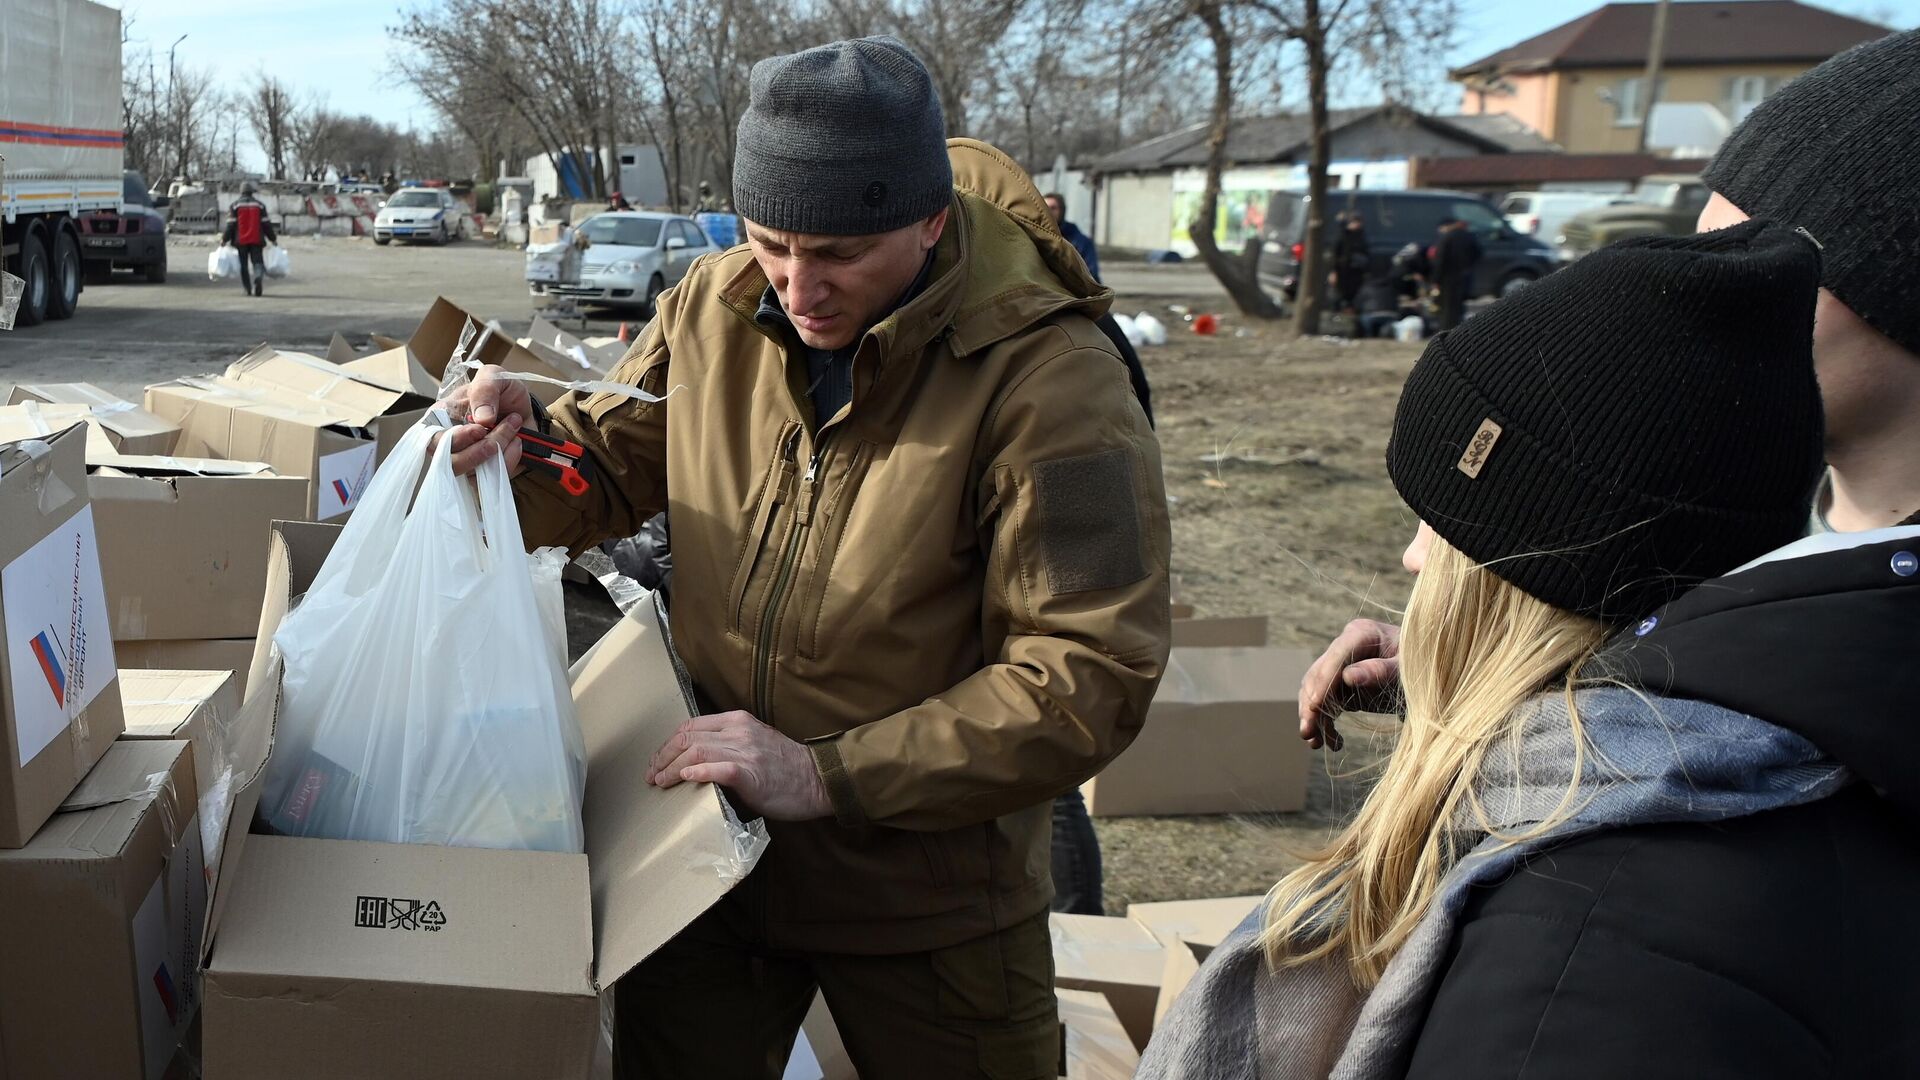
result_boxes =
[1332,211,1370,322]
[1430,217,1480,331]
[441,37,1169,1077]
[1295,28,1920,755]
[223,182,278,297]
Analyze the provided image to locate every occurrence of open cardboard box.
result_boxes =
[6,382,179,455]
[1057,988,1141,1080]
[1049,912,1166,1053]
[198,522,767,1079]
[1083,646,1313,817]
[88,451,307,642]
[407,297,591,407]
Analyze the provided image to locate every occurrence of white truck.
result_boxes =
[0,0,123,326]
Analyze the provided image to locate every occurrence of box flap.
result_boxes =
[0,401,96,450]
[208,834,594,998]
[407,297,575,404]
[1050,913,1166,990]
[0,740,189,862]
[224,345,416,425]
[324,332,356,365]
[7,382,177,441]
[89,452,277,477]
[1058,988,1142,1079]
[1156,646,1311,706]
[57,738,188,813]
[120,669,233,737]
[1126,895,1263,950]
[571,594,766,988]
[341,345,443,399]
[523,315,619,376]
[147,374,348,430]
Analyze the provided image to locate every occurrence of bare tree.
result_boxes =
[241,74,299,180]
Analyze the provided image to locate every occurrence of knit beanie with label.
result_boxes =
[1386,219,1825,624]
[1703,29,1920,357]
[733,36,953,237]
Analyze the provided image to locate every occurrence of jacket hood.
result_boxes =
[718,138,1112,365]
[1597,524,1920,821]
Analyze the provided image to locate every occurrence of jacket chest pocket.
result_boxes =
[796,440,878,660]
[725,422,801,637]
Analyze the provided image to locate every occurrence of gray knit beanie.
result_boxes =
[1703,29,1920,357]
[732,36,953,236]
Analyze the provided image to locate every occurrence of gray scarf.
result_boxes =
[1138,688,1850,1079]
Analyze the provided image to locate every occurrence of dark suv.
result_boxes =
[78,171,168,283]
[1259,189,1564,302]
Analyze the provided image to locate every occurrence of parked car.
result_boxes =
[541,212,717,314]
[1259,189,1564,303]
[373,188,461,245]
[1499,190,1628,242]
[76,170,167,283]
[1555,175,1711,256]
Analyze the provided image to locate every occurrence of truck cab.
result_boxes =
[1555,176,1712,256]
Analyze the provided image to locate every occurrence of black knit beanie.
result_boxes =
[1386,219,1826,624]
[1703,29,1920,357]
[733,37,953,236]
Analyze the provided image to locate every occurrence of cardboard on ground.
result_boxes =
[0,738,204,1080]
[1083,645,1312,817]
[1049,912,1165,1052]
[6,382,179,455]
[0,423,124,847]
[199,522,767,1078]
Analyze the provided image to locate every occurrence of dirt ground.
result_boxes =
[1,236,1424,915]
[1094,288,1422,912]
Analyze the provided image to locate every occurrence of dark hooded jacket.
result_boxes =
[1405,527,1920,1078]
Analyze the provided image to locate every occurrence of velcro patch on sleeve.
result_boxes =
[1031,447,1148,595]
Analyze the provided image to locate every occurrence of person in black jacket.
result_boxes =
[1331,212,1370,318]
[1428,217,1479,331]
[1142,220,1920,1078]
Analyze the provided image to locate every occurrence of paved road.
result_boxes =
[0,236,1229,399]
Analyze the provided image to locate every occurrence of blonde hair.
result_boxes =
[1262,537,1611,986]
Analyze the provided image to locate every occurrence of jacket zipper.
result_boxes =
[733,427,802,632]
[751,431,834,723]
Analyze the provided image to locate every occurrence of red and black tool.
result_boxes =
[516,429,591,496]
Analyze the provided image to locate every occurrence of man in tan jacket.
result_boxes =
[446,37,1170,1077]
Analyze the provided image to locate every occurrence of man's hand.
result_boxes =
[646,711,833,822]
[437,364,533,476]
[1298,618,1404,751]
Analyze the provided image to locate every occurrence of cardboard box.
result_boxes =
[0,399,117,458]
[117,639,257,699]
[89,452,308,641]
[1082,647,1312,817]
[522,315,625,377]
[200,522,767,1079]
[1057,988,1141,1080]
[0,422,125,847]
[408,296,585,406]
[1127,895,1263,1028]
[783,992,858,1080]
[119,668,240,808]
[0,738,205,1080]
[221,345,435,468]
[326,332,446,400]
[1171,615,1270,648]
[1049,912,1164,1052]
[7,382,180,455]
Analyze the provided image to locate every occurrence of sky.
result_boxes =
[106,0,1920,171]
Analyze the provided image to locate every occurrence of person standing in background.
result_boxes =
[1431,217,1481,332]
[1332,212,1370,319]
[1045,191,1101,282]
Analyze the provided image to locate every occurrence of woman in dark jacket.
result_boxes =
[1141,220,1920,1078]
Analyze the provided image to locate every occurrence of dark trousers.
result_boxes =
[1438,277,1470,331]
[612,887,1058,1078]
[237,243,265,295]
[1050,788,1104,915]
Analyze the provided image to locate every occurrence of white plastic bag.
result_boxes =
[260,421,587,852]
[207,246,239,281]
[1134,312,1168,346]
[1111,312,1145,348]
[263,244,290,279]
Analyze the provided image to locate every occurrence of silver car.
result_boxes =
[547,212,717,313]
[374,188,460,245]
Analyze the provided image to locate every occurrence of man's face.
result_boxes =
[747,210,948,351]
[1045,196,1065,225]
[1697,191,1917,451]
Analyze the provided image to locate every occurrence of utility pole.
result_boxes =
[1635,0,1670,153]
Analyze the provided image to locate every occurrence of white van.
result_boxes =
[1500,191,1627,241]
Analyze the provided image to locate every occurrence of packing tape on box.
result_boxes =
[692,803,769,884]
[454,359,669,405]
[2,429,79,515]
[572,547,651,615]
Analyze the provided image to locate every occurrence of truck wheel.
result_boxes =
[47,229,81,320]
[11,231,51,327]
[143,247,168,284]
